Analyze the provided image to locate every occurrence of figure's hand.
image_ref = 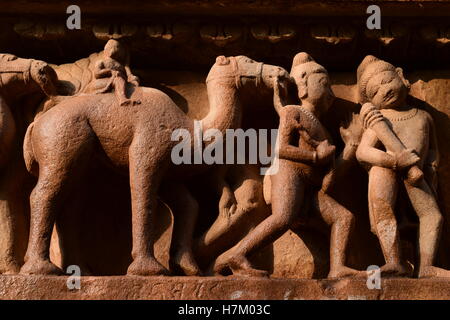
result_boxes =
[219,187,237,219]
[316,140,336,165]
[340,114,364,161]
[393,148,420,170]
[273,77,288,97]
[340,113,363,147]
[128,75,140,86]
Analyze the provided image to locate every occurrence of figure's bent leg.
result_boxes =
[314,191,361,279]
[114,78,140,106]
[114,77,131,105]
[161,181,200,276]
[405,180,450,278]
[212,166,303,277]
[126,140,169,276]
[368,167,407,276]
[195,176,263,262]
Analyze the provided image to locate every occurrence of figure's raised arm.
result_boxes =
[277,108,317,164]
[356,128,406,169]
[273,78,286,116]
[93,61,111,79]
[277,107,335,166]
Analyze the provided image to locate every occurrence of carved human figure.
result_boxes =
[85,39,140,106]
[19,55,290,276]
[193,164,269,267]
[212,53,360,279]
[355,55,447,278]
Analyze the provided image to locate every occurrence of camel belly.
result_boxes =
[34,90,191,172]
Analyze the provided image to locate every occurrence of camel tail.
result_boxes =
[23,122,38,176]
[263,173,271,206]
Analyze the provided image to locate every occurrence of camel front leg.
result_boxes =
[20,167,65,275]
[126,147,169,276]
[161,181,200,276]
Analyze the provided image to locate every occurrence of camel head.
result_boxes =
[0,54,58,99]
[29,59,58,97]
[206,55,291,91]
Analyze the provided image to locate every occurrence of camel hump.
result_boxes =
[137,86,182,109]
[139,86,172,99]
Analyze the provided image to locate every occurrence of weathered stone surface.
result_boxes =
[0,0,449,301]
[1,276,450,300]
[38,73,450,279]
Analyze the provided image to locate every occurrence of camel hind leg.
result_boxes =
[20,120,95,275]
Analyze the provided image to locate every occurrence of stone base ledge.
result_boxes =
[1,275,450,300]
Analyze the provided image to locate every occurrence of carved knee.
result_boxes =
[371,197,396,222]
[338,210,355,229]
[420,210,443,228]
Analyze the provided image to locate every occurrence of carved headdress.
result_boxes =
[290,52,327,79]
[357,55,409,104]
[290,52,327,99]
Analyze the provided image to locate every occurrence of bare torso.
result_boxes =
[279,105,331,186]
[381,108,430,168]
[98,58,127,77]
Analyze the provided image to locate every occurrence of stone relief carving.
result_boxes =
[18,51,290,276]
[211,53,361,279]
[0,38,448,281]
[356,55,448,278]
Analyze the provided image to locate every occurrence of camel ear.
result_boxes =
[216,55,230,66]
[396,67,410,91]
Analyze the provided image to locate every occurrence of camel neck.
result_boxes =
[201,79,242,136]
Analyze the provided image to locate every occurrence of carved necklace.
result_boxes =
[297,105,321,127]
[381,107,418,122]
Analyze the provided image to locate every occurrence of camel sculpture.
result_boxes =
[0,54,58,274]
[20,55,290,276]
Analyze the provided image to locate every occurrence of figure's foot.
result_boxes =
[418,266,450,278]
[20,259,63,275]
[380,263,409,277]
[212,251,269,278]
[328,266,365,279]
[127,256,169,276]
[170,248,201,276]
